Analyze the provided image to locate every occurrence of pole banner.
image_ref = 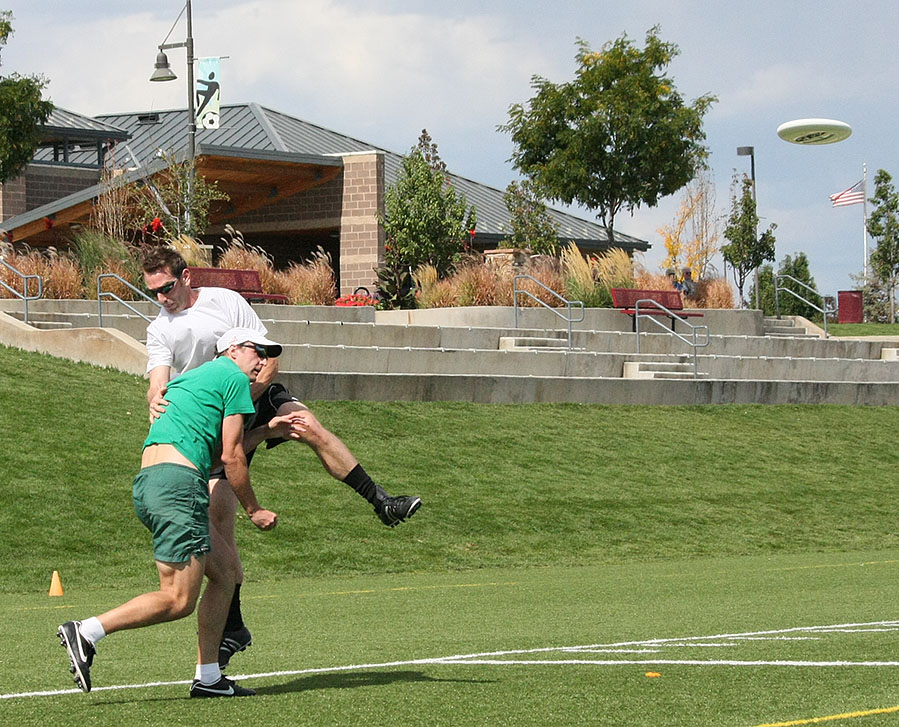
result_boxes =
[196,57,221,129]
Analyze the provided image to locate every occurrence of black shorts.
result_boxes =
[247,382,302,451]
[210,383,301,478]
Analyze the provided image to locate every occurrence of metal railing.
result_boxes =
[0,257,43,325]
[97,273,161,327]
[513,274,585,349]
[635,298,710,379]
[774,274,833,338]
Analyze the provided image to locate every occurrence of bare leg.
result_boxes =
[97,557,205,634]
[208,475,243,583]
[277,401,358,480]
[197,520,237,665]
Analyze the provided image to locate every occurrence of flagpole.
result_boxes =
[863,162,868,279]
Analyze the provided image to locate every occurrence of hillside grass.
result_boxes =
[2,343,898,596]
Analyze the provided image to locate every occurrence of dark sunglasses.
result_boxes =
[147,279,178,296]
[240,343,269,359]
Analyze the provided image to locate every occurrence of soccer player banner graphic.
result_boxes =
[196,57,221,129]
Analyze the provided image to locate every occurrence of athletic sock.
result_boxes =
[80,617,106,646]
[342,464,387,505]
[224,583,244,632]
[195,662,222,685]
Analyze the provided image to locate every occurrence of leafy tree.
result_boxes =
[500,27,715,243]
[722,174,776,307]
[125,150,228,240]
[503,178,559,255]
[850,269,890,323]
[750,252,818,318]
[658,171,722,279]
[379,130,476,279]
[0,11,53,182]
[866,169,899,323]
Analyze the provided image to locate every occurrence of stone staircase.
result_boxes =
[763,316,818,338]
[622,355,710,380]
[4,300,899,405]
[498,331,578,351]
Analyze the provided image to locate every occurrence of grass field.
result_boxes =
[5,552,899,726]
[2,344,899,725]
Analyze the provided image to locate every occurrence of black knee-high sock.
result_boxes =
[343,464,386,505]
[224,583,244,632]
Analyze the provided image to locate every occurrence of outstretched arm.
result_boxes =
[221,414,277,531]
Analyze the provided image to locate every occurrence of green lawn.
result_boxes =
[4,551,899,726]
[827,322,899,336]
[2,344,899,725]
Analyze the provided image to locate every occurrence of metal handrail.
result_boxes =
[513,274,585,349]
[97,273,161,327]
[635,298,710,379]
[0,257,43,324]
[774,274,832,339]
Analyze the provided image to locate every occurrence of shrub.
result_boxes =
[40,247,83,299]
[560,242,607,307]
[169,234,212,267]
[515,258,565,307]
[455,259,513,307]
[275,248,337,305]
[593,247,635,290]
[217,236,279,295]
[72,229,141,300]
[414,264,459,309]
[700,277,735,309]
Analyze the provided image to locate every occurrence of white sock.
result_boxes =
[195,662,222,685]
[79,617,106,645]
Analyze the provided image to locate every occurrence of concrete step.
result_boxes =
[498,335,576,351]
[29,320,74,330]
[623,360,708,380]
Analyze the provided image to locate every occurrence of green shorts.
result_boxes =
[132,462,211,564]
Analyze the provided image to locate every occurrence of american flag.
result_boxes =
[829,179,865,207]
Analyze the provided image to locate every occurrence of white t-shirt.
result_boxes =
[145,287,268,377]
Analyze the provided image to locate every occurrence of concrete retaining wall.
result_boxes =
[280,371,899,406]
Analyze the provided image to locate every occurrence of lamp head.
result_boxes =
[149,50,177,82]
[736,146,754,157]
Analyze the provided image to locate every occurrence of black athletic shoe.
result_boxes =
[58,620,95,693]
[218,626,252,669]
[190,676,256,698]
[376,495,422,527]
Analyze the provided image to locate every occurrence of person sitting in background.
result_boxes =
[680,267,697,297]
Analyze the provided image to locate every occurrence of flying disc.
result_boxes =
[776,118,852,145]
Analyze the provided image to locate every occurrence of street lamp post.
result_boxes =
[150,0,195,231]
[737,145,759,309]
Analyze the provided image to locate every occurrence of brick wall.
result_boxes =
[24,166,99,211]
[337,151,384,296]
[228,176,343,229]
[0,175,26,221]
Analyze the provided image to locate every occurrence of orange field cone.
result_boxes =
[49,570,64,597]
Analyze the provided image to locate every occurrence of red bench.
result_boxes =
[187,266,289,304]
[610,288,704,331]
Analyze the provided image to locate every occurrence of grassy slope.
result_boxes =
[2,343,898,595]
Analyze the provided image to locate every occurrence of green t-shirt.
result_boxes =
[143,356,256,480]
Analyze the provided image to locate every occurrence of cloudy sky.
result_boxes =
[4,0,899,294]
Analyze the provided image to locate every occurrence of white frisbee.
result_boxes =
[777,118,852,145]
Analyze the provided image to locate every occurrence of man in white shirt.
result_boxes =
[141,247,421,669]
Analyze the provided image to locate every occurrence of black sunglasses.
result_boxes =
[239,343,269,359]
[147,279,178,296]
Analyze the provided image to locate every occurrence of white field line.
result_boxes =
[4,619,898,701]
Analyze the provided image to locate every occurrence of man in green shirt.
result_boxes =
[58,328,301,698]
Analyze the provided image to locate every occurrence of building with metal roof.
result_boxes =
[1,102,649,294]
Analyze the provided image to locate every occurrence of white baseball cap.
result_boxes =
[215,327,283,358]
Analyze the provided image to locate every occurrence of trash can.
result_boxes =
[837,290,863,324]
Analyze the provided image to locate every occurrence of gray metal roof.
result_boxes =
[39,107,130,143]
[24,102,648,251]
